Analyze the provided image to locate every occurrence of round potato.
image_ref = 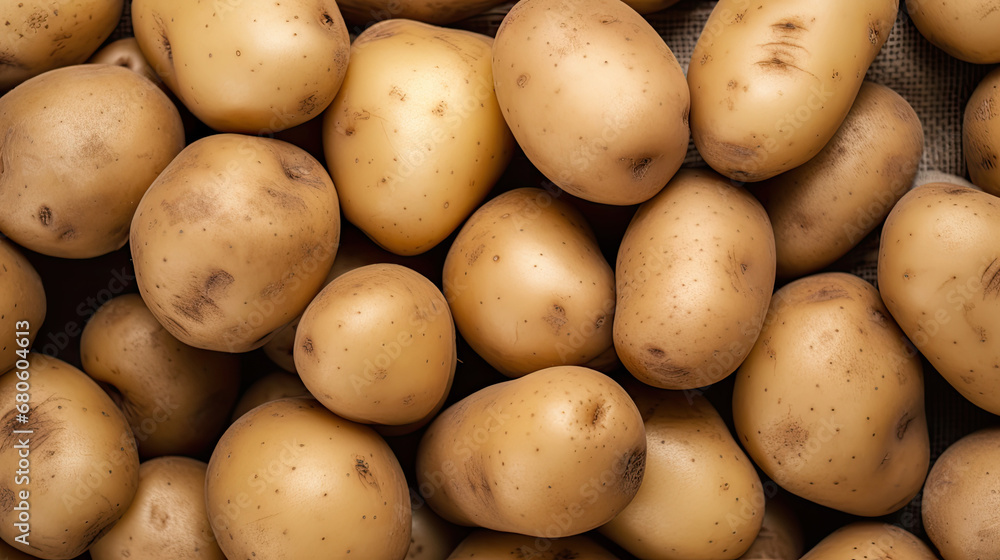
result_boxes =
[733,273,930,516]
[88,38,164,88]
[335,0,507,25]
[409,496,467,560]
[230,371,310,423]
[323,19,514,255]
[906,0,1000,63]
[89,457,224,560]
[964,67,1000,196]
[130,134,340,353]
[492,0,689,205]
[447,530,620,559]
[799,522,935,560]
[206,398,411,560]
[443,188,616,378]
[622,0,681,15]
[738,496,804,560]
[0,64,185,258]
[0,240,45,374]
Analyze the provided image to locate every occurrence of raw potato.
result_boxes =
[0,353,139,560]
[615,169,775,390]
[89,457,224,560]
[0,64,185,258]
[733,273,930,516]
[492,0,690,205]
[335,0,508,25]
[294,264,456,427]
[600,387,764,560]
[964,67,1000,196]
[878,183,1000,415]
[0,0,122,91]
[0,240,45,373]
[687,0,898,181]
[88,38,164,87]
[906,0,1000,63]
[0,538,39,560]
[80,294,241,458]
[922,427,1000,560]
[738,497,804,560]
[205,398,411,560]
[408,499,467,560]
[443,188,615,378]
[416,366,646,538]
[754,81,924,280]
[230,371,310,422]
[622,0,681,15]
[324,19,514,255]
[132,0,350,133]
[447,530,620,559]
[799,522,936,560]
[130,134,341,353]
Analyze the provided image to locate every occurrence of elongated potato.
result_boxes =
[447,530,620,559]
[687,0,898,181]
[800,522,935,560]
[0,240,45,374]
[615,169,775,390]
[964,67,1000,196]
[906,0,1000,64]
[416,366,645,538]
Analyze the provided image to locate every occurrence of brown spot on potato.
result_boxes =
[173,270,234,322]
[627,157,652,180]
[263,185,307,211]
[982,258,1000,297]
[646,347,665,358]
[38,205,52,226]
[599,15,620,24]
[431,101,447,116]
[354,456,378,487]
[152,12,172,64]
[869,307,889,328]
[619,448,645,495]
[543,304,567,334]
[975,97,997,121]
[298,93,318,115]
[516,74,529,88]
[980,151,998,171]
[467,243,485,265]
[465,454,496,509]
[868,21,881,44]
[808,286,849,302]
[301,337,314,354]
[59,227,76,240]
[320,12,335,28]
[896,413,913,440]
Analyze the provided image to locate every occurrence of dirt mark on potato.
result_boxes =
[619,448,645,495]
[542,304,567,334]
[173,270,233,323]
[354,456,379,488]
[982,258,1000,297]
[808,286,850,302]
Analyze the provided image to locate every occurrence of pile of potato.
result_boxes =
[0,0,998,559]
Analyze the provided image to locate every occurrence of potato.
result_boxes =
[877,183,1000,415]
[416,366,645,538]
[130,133,340,353]
[230,371,310,422]
[732,272,929,516]
[0,240,45,374]
[738,496,804,560]
[687,0,898,181]
[206,397,411,560]
[0,0,122,91]
[0,538,40,560]
[132,0,350,133]
[294,263,456,427]
[89,457,224,560]
[600,387,764,560]
[335,0,508,25]
[906,0,1000,64]
[622,0,681,15]
[964,67,1000,196]
[88,38,164,88]
[447,530,619,559]
[323,19,514,255]
[492,0,689,205]
[0,64,185,258]
[80,294,241,457]
[0,353,139,560]
[615,168,775,390]
[922,427,1000,560]
[443,188,615,378]
[753,81,923,280]
[409,497,467,560]
[800,522,935,560]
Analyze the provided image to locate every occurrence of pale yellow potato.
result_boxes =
[600,388,763,560]
[324,19,513,255]
[800,522,935,560]
[733,273,929,516]
[754,81,923,280]
[687,0,898,181]
[88,38,164,87]
[409,500,467,560]
[0,240,45,374]
[615,168,775,390]
[922,427,1000,560]
[230,371,310,423]
[738,497,804,560]
[443,188,615,378]
[206,398,411,560]
[492,0,690,205]
[907,0,1000,63]
[622,0,681,15]
[0,354,139,560]
[0,64,184,258]
[964,67,1000,196]
[89,457,224,560]
[878,183,1000,415]
[336,0,507,25]
[132,0,350,133]
[447,530,619,559]
[130,134,340,353]
[416,366,645,538]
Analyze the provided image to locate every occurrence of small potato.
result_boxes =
[0,538,40,560]
[799,522,935,560]
[335,0,508,25]
[906,0,1000,63]
[447,530,620,559]
[409,497,467,560]
[88,38,164,88]
[230,371,310,423]
[0,239,45,373]
[964,67,1000,196]
[738,496,804,560]
[622,0,681,15]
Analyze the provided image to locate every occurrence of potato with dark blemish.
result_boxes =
[129,134,340,353]
[907,0,1000,63]
[416,366,645,538]
[0,64,184,258]
[753,81,923,280]
[443,188,616,378]
[89,456,224,560]
[492,0,690,205]
[336,0,507,25]
[0,239,45,373]
[446,529,619,559]
[878,183,1000,415]
[799,522,935,560]
[206,398,411,560]
[615,169,775,390]
[733,272,929,516]
[0,353,139,560]
[687,0,898,181]
[964,67,1000,196]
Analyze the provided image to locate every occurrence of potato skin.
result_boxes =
[230,371,310,423]
[622,0,681,15]
[754,81,923,280]
[733,273,929,516]
[922,427,1000,560]
[416,366,645,538]
[615,168,775,390]
[800,522,935,560]
[335,0,507,25]
[408,498,467,560]
[737,497,804,560]
[687,0,898,181]
[964,67,1000,196]
[877,183,1000,415]
[492,0,690,205]
[906,0,1000,63]
[0,240,45,373]
[447,530,620,559]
